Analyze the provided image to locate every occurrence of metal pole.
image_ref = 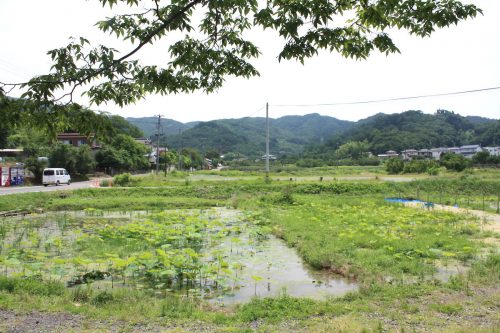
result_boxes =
[266,102,270,180]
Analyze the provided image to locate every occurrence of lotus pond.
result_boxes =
[0,208,357,303]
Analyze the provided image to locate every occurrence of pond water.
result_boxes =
[0,208,358,303]
[216,236,357,304]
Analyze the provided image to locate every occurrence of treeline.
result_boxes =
[0,96,153,182]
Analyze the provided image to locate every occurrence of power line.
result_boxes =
[243,105,266,118]
[270,86,500,108]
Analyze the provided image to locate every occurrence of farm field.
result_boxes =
[0,168,499,332]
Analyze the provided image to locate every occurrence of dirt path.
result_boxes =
[405,202,500,233]
[0,309,212,333]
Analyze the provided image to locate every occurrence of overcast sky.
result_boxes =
[1,0,499,123]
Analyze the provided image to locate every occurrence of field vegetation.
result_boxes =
[0,168,498,332]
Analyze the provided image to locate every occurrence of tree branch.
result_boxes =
[1,0,204,91]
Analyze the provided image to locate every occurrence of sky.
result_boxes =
[0,0,499,123]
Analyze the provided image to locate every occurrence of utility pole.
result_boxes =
[155,114,162,175]
[265,102,270,180]
[178,128,183,171]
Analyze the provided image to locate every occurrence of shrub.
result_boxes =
[427,166,440,175]
[385,158,404,174]
[440,153,469,172]
[113,173,132,186]
[91,290,114,305]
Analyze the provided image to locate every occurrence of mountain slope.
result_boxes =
[126,111,499,159]
[315,110,497,155]
[126,117,198,137]
[162,114,353,157]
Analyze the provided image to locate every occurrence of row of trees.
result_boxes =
[386,153,471,174]
[24,136,151,182]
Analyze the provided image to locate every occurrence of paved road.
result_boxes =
[0,180,99,196]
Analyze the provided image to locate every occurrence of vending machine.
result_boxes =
[0,167,10,187]
[10,166,25,186]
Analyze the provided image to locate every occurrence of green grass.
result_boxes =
[0,169,499,332]
[250,194,483,281]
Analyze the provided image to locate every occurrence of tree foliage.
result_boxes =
[385,157,404,174]
[48,144,96,176]
[95,134,149,171]
[335,140,370,160]
[1,0,481,114]
[440,152,469,172]
[318,110,495,155]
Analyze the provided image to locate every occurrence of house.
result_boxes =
[203,158,213,170]
[401,149,418,161]
[135,138,152,146]
[0,149,24,158]
[417,149,433,159]
[484,147,500,156]
[448,147,461,154]
[431,148,448,160]
[148,147,168,165]
[377,150,399,159]
[57,133,99,148]
[260,154,277,161]
[459,145,483,159]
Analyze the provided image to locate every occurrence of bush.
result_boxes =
[403,159,439,174]
[440,153,469,172]
[427,166,440,175]
[91,290,114,305]
[296,158,324,168]
[385,158,404,174]
[113,173,132,186]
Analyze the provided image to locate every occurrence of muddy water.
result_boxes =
[216,236,357,304]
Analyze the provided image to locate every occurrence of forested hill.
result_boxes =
[126,110,499,159]
[126,117,199,137]
[314,110,499,155]
[143,114,353,158]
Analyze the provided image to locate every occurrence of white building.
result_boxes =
[484,147,500,156]
[377,150,399,159]
[430,148,448,160]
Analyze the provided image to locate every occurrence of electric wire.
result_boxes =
[270,86,500,108]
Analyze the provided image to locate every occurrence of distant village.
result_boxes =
[377,145,500,160]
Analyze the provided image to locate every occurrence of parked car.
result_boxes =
[42,168,71,186]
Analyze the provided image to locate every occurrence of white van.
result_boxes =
[42,168,71,186]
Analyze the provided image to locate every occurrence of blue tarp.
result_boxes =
[385,198,445,208]
[385,197,425,204]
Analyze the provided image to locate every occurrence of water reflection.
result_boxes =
[216,237,358,304]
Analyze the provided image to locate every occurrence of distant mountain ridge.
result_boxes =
[126,111,498,158]
[127,113,353,157]
[126,117,199,137]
